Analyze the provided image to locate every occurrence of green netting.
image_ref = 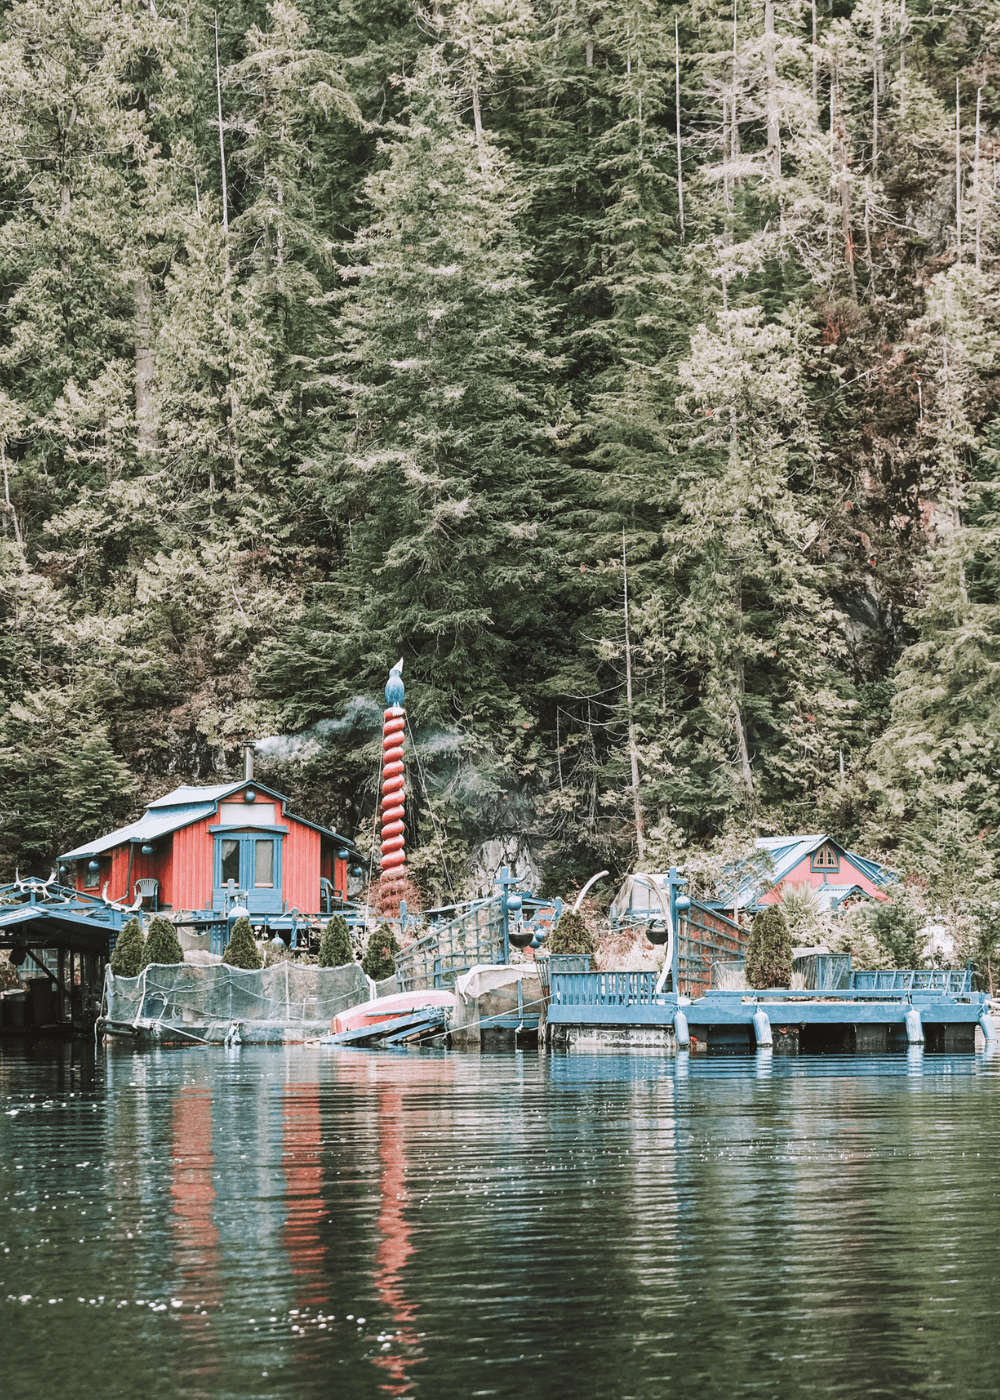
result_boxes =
[103,960,369,1040]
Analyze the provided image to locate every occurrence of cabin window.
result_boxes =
[254,840,274,888]
[83,862,100,888]
[221,839,241,885]
[811,843,840,872]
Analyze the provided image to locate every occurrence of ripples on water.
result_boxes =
[1,1041,998,1400]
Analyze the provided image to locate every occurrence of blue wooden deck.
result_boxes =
[545,971,992,1044]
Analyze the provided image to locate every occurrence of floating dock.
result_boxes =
[545,969,996,1054]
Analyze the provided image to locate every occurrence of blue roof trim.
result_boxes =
[60,803,217,859]
[60,780,359,860]
[714,835,894,909]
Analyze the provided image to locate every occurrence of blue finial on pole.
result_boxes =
[385,658,405,712]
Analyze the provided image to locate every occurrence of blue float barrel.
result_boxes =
[752,1008,772,1048]
[674,1009,690,1049]
[905,1006,924,1044]
[979,1011,997,1043]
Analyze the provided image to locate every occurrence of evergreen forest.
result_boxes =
[1,0,999,927]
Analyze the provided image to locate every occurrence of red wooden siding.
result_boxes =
[173,816,215,911]
[283,824,320,914]
[760,855,887,903]
[71,785,347,916]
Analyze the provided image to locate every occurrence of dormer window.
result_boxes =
[812,842,840,872]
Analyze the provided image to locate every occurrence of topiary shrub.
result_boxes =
[140,915,185,969]
[546,910,596,958]
[222,916,263,970]
[362,922,399,980]
[110,916,145,977]
[744,904,793,989]
[319,915,354,968]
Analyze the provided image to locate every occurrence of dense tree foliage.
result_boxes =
[2,0,1000,916]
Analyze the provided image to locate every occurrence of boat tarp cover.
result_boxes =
[104,960,369,1037]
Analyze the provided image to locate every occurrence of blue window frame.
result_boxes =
[213,832,283,914]
[810,842,840,874]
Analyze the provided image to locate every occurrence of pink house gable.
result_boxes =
[758,838,889,907]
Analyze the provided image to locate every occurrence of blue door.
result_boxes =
[213,834,283,914]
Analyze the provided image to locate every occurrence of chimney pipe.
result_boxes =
[244,745,254,782]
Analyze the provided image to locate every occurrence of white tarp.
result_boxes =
[455,962,541,1004]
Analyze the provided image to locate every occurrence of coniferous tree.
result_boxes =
[318,914,353,967]
[223,915,263,969]
[110,916,145,978]
[140,915,185,969]
[362,922,399,980]
[744,904,793,989]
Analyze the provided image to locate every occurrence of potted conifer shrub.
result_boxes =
[222,916,263,970]
[319,915,354,968]
[110,916,145,977]
[744,905,793,990]
[140,915,185,969]
[546,910,597,973]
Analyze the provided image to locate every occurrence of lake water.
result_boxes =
[1,1040,998,1400]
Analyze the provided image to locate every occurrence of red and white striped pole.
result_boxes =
[379,660,406,910]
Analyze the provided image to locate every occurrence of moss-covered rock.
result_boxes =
[110,916,145,977]
[744,905,793,989]
[362,922,399,980]
[222,916,263,970]
[140,915,185,969]
[319,915,354,968]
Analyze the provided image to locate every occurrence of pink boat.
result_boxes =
[333,988,456,1036]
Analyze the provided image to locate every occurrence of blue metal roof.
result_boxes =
[60,780,359,860]
[717,835,895,909]
[60,803,218,859]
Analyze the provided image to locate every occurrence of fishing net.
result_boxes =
[103,960,370,1041]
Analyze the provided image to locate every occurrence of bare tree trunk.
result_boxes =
[976,86,983,271]
[811,0,818,110]
[135,276,157,456]
[872,10,880,174]
[831,58,856,298]
[214,13,228,237]
[956,77,962,258]
[732,653,754,801]
[470,76,487,173]
[675,17,685,240]
[1,441,22,547]
[622,531,645,862]
[764,1,780,179]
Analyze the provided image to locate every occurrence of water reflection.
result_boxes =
[2,1045,1000,1400]
[171,1085,222,1392]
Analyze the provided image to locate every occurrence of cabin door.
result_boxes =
[213,834,283,914]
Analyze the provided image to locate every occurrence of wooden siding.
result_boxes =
[173,816,215,911]
[284,824,320,913]
[760,856,887,903]
[71,785,348,916]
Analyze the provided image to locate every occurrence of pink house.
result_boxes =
[721,835,893,917]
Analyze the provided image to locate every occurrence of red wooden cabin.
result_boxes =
[59,781,358,918]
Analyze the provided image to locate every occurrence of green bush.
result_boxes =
[744,904,793,989]
[223,916,263,970]
[319,915,354,967]
[140,915,185,969]
[110,916,145,977]
[546,910,596,958]
[362,922,399,980]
